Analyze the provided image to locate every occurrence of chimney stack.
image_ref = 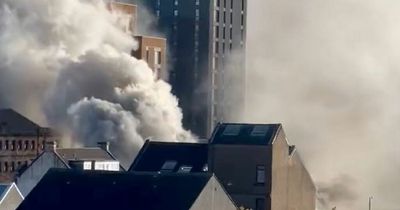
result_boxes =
[44,141,57,152]
[97,141,110,152]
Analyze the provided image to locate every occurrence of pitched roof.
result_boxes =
[56,148,116,161]
[210,123,281,145]
[0,109,42,135]
[129,141,208,173]
[0,183,24,204]
[17,169,212,210]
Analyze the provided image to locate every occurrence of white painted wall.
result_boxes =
[16,152,67,197]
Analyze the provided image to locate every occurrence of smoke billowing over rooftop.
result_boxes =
[0,0,193,165]
[247,0,400,209]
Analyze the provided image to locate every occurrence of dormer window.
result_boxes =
[222,125,241,136]
[178,165,192,173]
[161,160,177,172]
[251,125,269,137]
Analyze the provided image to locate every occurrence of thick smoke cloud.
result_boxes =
[246,0,400,209]
[0,0,193,165]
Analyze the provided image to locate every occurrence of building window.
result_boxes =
[195,9,200,18]
[256,165,265,184]
[161,160,178,172]
[31,140,35,150]
[224,0,227,7]
[215,26,219,38]
[223,11,226,23]
[178,165,193,173]
[10,162,14,172]
[222,43,225,54]
[154,50,162,65]
[231,0,233,9]
[156,10,160,17]
[216,10,220,23]
[195,0,200,6]
[242,0,245,10]
[223,27,226,39]
[230,12,233,24]
[256,199,265,210]
[11,140,15,151]
[24,140,29,150]
[174,10,178,16]
[5,140,8,150]
[230,27,233,39]
[217,0,220,7]
[241,14,244,26]
[215,42,219,54]
[0,141,2,150]
[4,162,8,172]
[174,0,178,6]
[17,140,22,150]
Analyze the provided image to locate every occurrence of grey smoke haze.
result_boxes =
[0,0,193,166]
[247,0,400,209]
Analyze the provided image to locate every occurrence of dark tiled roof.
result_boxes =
[129,141,208,173]
[210,123,281,145]
[0,109,42,135]
[56,148,116,161]
[17,169,212,210]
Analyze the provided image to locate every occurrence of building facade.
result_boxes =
[108,1,167,79]
[132,36,166,79]
[130,123,316,210]
[0,109,58,182]
[133,0,247,138]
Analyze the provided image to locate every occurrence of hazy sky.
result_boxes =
[246,0,400,209]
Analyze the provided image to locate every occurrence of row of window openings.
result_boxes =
[216,0,245,10]
[0,161,29,173]
[215,10,245,27]
[145,50,162,66]
[0,140,40,151]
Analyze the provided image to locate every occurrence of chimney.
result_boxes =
[44,141,57,152]
[97,141,110,152]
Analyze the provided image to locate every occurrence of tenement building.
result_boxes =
[133,0,248,138]
[0,109,58,182]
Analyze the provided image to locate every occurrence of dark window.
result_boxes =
[4,162,8,172]
[230,12,233,24]
[10,162,14,172]
[256,165,265,184]
[230,28,233,39]
[24,140,29,150]
[216,26,219,38]
[223,43,225,54]
[215,42,219,54]
[18,140,22,150]
[223,27,226,39]
[216,10,220,22]
[31,140,35,150]
[5,140,9,150]
[0,162,2,172]
[161,160,178,172]
[242,0,245,10]
[231,0,233,9]
[223,11,226,23]
[11,140,15,151]
[0,141,2,150]
[256,198,265,210]
[157,51,162,65]
[217,0,220,7]
[224,0,226,7]
[241,14,244,26]
[146,50,149,61]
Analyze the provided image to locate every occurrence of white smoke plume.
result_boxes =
[0,0,193,165]
[246,0,400,209]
